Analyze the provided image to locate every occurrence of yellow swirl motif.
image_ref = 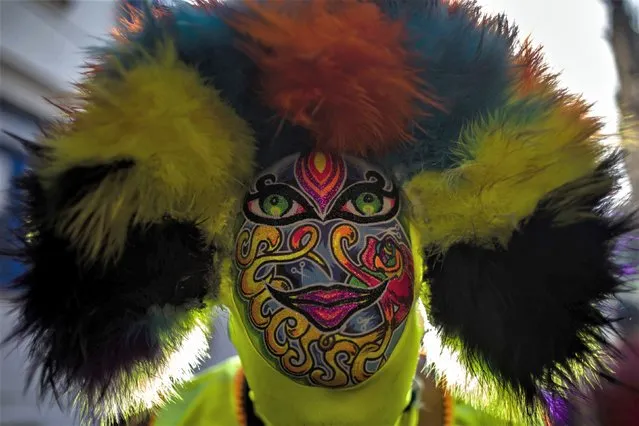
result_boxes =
[234,223,395,387]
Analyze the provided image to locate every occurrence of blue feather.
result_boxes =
[376,1,516,181]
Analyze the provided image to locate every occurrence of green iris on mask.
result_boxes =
[355,192,382,216]
[261,194,291,218]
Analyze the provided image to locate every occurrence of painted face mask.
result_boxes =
[233,151,415,387]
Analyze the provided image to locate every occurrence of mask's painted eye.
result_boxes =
[340,191,395,219]
[243,174,317,225]
[261,194,291,218]
[247,196,305,220]
[245,190,310,223]
[354,192,382,216]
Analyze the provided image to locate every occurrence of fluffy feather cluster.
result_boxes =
[4,37,254,424]
[228,0,438,156]
[377,0,517,175]
[101,0,517,175]
[423,155,632,420]
[6,169,215,424]
[403,4,630,418]
[405,95,602,250]
[45,42,255,260]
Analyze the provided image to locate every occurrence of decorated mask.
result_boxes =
[233,151,415,387]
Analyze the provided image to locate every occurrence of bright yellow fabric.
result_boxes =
[227,307,422,426]
[41,42,255,262]
[151,354,427,426]
[153,356,242,426]
[150,354,525,426]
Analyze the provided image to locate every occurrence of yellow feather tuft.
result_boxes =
[619,111,639,149]
[39,42,255,261]
[406,96,604,250]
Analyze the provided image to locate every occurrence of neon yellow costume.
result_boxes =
[152,356,423,426]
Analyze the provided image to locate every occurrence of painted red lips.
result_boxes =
[268,283,385,331]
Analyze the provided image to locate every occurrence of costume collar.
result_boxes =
[234,368,421,426]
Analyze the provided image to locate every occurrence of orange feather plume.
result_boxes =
[446,0,462,14]
[513,39,597,125]
[512,39,600,140]
[228,0,439,156]
[513,39,559,96]
[111,3,167,42]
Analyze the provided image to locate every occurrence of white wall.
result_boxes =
[0,0,119,119]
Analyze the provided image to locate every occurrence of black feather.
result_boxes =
[2,173,217,422]
[53,160,135,210]
[424,155,636,414]
[2,130,134,220]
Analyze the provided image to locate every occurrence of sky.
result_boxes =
[477,0,621,141]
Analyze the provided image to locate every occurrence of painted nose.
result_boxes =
[296,241,350,287]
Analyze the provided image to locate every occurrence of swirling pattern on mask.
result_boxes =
[234,152,414,387]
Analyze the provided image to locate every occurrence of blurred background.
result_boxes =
[1,1,639,425]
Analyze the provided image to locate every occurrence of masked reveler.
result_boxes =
[3,1,636,425]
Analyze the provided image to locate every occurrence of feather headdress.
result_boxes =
[2,0,634,424]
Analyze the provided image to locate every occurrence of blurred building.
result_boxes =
[608,0,639,322]
[609,0,639,193]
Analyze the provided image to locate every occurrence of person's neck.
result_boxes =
[242,374,420,426]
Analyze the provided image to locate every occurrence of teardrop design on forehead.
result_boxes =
[294,152,346,213]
